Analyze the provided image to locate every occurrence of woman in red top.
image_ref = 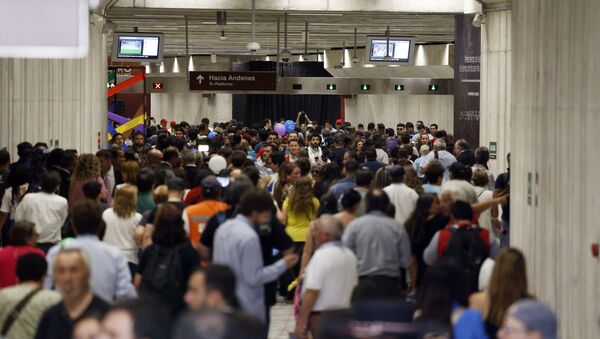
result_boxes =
[0,221,44,288]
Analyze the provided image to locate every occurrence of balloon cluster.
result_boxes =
[274,120,296,136]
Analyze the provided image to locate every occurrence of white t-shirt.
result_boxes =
[474,186,494,231]
[0,184,29,215]
[441,180,479,204]
[14,192,68,244]
[102,208,142,264]
[303,242,358,312]
[376,149,389,165]
[383,183,419,225]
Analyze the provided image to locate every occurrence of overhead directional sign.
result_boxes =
[189,71,277,91]
[326,84,336,90]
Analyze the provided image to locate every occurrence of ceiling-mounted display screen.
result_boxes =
[112,32,164,62]
[365,36,415,65]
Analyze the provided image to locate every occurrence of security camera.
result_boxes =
[351,56,359,64]
[472,13,485,28]
[280,49,292,62]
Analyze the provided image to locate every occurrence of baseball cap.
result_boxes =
[336,119,343,124]
[507,299,557,339]
[160,118,167,123]
[170,121,177,126]
[201,175,221,190]
[167,177,186,191]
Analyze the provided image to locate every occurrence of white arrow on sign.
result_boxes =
[196,74,204,84]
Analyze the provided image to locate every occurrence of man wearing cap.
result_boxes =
[183,176,229,250]
[335,119,344,131]
[498,299,557,339]
[159,119,168,131]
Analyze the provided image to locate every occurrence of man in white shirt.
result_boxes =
[14,172,68,252]
[295,215,357,339]
[383,165,419,225]
[307,133,326,168]
[441,162,479,204]
[421,138,457,182]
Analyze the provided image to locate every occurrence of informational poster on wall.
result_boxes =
[454,14,481,147]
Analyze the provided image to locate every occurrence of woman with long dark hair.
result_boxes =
[416,262,487,338]
[135,204,200,315]
[470,249,531,337]
[404,194,449,291]
[312,162,340,199]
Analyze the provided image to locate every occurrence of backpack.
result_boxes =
[141,245,185,302]
[440,226,488,293]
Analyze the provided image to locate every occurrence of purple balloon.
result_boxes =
[274,123,286,136]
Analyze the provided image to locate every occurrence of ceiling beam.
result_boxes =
[114,0,465,13]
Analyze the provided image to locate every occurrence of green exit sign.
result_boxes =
[428,84,439,92]
[395,84,405,91]
[360,84,370,91]
[326,84,336,90]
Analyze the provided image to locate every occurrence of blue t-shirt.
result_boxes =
[453,304,488,339]
[423,183,442,195]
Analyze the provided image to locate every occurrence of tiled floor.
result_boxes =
[268,302,295,339]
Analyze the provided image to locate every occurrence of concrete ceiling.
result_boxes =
[107,8,456,56]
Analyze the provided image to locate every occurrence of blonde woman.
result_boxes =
[102,185,143,275]
[68,154,109,211]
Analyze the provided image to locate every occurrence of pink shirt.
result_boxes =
[0,245,45,288]
[68,177,110,211]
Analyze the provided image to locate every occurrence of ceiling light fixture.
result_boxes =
[352,27,359,64]
[334,41,345,69]
[219,30,227,40]
[280,12,292,62]
[246,0,260,52]
[301,21,309,61]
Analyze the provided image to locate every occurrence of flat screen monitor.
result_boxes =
[365,36,415,65]
[112,33,164,62]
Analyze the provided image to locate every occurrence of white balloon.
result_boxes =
[208,155,227,175]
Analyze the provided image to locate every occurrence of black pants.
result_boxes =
[128,262,138,281]
[278,242,304,301]
[353,275,405,302]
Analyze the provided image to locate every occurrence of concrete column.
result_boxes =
[480,7,511,176]
[512,0,600,337]
[0,17,107,155]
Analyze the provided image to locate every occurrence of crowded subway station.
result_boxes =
[0,0,596,338]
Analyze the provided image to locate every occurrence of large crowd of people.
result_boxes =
[0,116,557,339]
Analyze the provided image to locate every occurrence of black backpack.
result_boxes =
[443,227,487,294]
[141,245,185,301]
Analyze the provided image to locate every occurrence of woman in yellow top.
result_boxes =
[282,177,320,242]
[279,177,319,301]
